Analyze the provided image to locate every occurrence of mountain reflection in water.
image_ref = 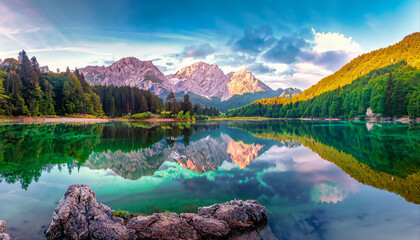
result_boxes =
[0,120,418,240]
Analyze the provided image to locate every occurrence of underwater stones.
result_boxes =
[0,220,12,240]
[45,184,268,240]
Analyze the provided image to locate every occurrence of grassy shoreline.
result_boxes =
[0,115,417,124]
[0,115,194,123]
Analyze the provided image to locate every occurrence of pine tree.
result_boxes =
[391,79,405,117]
[18,50,39,89]
[4,72,29,115]
[193,103,203,115]
[39,79,55,115]
[140,95,148,112]
[384,72,394,116]
[407,88,419,119]
[30,56,40,75]
[182,94,194,115]
[0,71,8,108]
[166,92,175,111]
[65,67,71,75]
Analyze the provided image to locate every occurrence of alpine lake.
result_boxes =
[0,120,418,239]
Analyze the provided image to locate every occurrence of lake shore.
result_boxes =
[113,118,194,122]
[0,116,111,123]
[0,115,418,124]
[215,116,419,123]
[0,116,194,123]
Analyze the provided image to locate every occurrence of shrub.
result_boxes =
[176,110,185,119]
[177,111,192,120]
[131,112,153,119]
[157,111,172,118]
[194,115,209,120]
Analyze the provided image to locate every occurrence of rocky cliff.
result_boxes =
[172,63,272,100]
[79,57,173,95]
[172,61,231,100]
[44,184,268,240]
[80,59,281,101]
[227,68,271,97]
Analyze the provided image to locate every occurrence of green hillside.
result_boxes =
[228,61,420,119]
[255,32,420,105]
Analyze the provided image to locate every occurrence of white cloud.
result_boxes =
[257,30,363,90]
[312,28,362,53]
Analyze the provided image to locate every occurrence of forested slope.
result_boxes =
[228,61,420,118]
[254,32,420,105]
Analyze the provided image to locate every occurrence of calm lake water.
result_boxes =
[0,120,419,239]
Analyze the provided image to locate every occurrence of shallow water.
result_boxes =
[0,120,419,239]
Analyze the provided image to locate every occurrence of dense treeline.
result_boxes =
[0,51,103,116]
[228,61,420,119]
[165,92,221,118]
[193,103,220,117]
[0,50,173,118]
[0,51,224,119]
[92,85,164,117]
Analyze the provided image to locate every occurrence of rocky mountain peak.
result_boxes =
[173,61,231,99]
[227,68,271,97]
[174,61,222,79]
[79,57,172,95]
[79,58,296,102]
[108,57,154,72]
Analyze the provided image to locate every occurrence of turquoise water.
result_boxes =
[0,120,419,239]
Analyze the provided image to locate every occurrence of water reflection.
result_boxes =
[0,120,418,239]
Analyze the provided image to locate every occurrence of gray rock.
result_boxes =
[0,233,12,240]
[0,220,6,233]
[197,199,267,229]
[0,220,13,240]
[127,213,200,240]
[44,184,135,240]
[45,184,268,240]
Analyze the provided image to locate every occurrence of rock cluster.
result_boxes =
[0,220,13,240]
[45,184,268,240]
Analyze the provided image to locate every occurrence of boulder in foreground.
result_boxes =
[0,220,13,240]
[45,184,268,240]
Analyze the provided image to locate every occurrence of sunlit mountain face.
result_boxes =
[0,120,418,239]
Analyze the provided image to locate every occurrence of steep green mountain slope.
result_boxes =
[228,61,420,118]
[255,32,420,106]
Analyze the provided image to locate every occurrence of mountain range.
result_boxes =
[78,58,300,107]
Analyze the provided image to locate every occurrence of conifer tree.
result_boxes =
[392,79,405,117]
[383,72,394,116]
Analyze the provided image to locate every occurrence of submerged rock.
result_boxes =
[0,220,13,240]
[45,184,268,240]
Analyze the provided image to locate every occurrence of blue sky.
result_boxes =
[0,0,418,90]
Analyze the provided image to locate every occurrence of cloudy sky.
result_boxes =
[0,0,418,90]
